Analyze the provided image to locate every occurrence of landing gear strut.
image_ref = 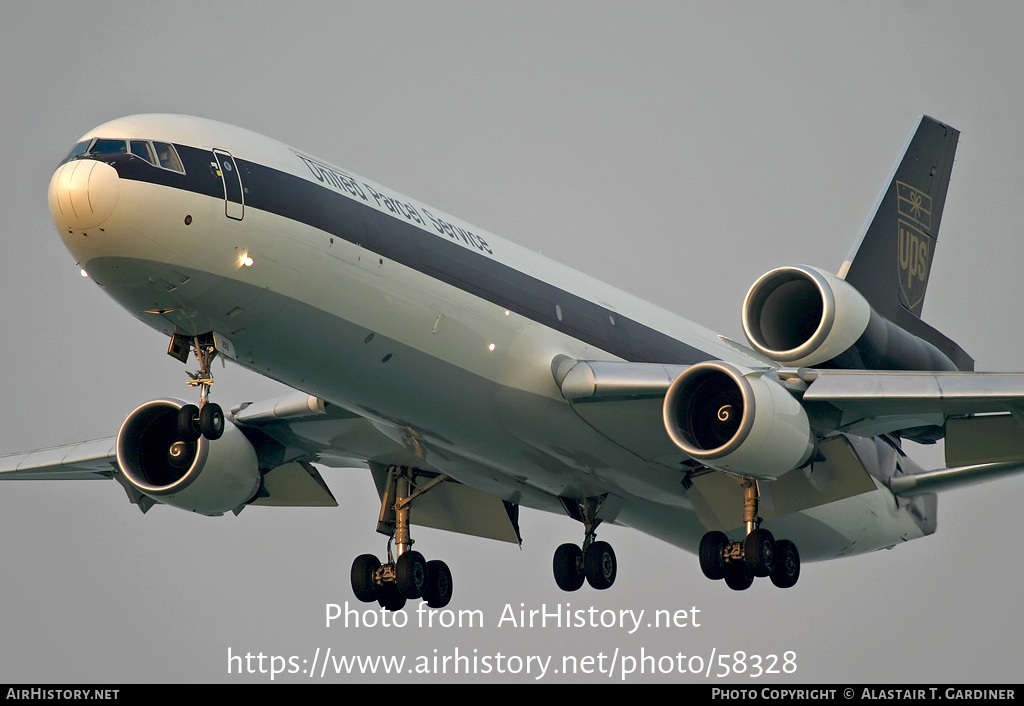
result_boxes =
[350,466,454,611]
[169,332,224,441]
[698,479,800,591]
[553,495,617,591]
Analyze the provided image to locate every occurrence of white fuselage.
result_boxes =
[47,114,930,561]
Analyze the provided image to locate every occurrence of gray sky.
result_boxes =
[1,1,1022,683]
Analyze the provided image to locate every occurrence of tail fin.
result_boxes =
[840,115,972,370]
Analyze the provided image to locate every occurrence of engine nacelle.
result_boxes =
[116,399,260,515]
[663,361,813,478]
[742,265,957,370]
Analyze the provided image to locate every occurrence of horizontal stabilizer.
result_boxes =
[889,460,1024,496]
[944,414,1024,466]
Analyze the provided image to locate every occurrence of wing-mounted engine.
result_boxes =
[662,361,813,479]
[116,399,259,515]
[742,265,958,371]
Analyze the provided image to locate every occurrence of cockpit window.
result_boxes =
[130,140,156,163]
[91,139,128,155]
[153,141,184,173]
[64,137,186,175]
[64,141,90,162]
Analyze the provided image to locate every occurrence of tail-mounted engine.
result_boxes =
[116,399,260,515]
[663,361,813,479]
[742,265,958,371]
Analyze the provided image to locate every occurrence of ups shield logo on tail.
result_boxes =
[896,181,935,315]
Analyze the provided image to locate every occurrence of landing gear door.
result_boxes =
[213,149,244,220]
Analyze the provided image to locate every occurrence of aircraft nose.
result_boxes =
[48,159,120,231]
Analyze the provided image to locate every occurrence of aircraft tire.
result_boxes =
[177,404,201,441]
[396,550,428,599]
[724,563,754,591]
[584,540,616,590]
[699,531,729,580]
[424,559,453,609]
[200,402,225,440]
[745,528,776,577]
[553,543,585,592]
[770,540,800,589]
[377,584,407,612]
[350,554,381,602]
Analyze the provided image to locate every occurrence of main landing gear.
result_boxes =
[350,466,454,611]
[698,479,800,591]
[169,332,225,441]
[552,495,617,592]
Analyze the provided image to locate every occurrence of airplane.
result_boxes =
[5,113,1024,610]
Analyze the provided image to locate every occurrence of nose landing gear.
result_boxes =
[168,332,225,441]
[176,402,224,441]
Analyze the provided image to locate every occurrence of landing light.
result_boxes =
[241,255,254,267]
[488,343,496,351]
[80,269,88,278]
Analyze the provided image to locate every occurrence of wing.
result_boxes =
[0,438,119,481]
[554,357,1024,530]
[784,367,1024,436]
[0,391,520,543]
[791,367,1024,485]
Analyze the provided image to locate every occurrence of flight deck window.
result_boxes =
[90,139,128,155]
[153,142,184,173]
[130,140,156,164]
[71,137,186,175]
[127,140,184,174]
[63,141,90,162]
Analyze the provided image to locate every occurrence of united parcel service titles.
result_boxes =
[296,153,493,256]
